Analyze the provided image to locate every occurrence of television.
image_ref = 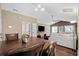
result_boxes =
[38,26,45,32]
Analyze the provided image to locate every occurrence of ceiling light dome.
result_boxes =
[37,4,41,8]
[34,8,38,11]
[41,8,45,11]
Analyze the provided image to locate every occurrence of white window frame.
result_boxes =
[52,26,58,33]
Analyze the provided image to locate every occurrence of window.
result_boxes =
[52,26,58,33]
[59,26,64,33]
[65,25,74,33]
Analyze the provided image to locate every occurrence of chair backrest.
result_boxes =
[9,42,45,56]
[43,34,48,40]
[5,33,18,41]
[42,41,57,56]
[48,42,57,56]
[43,41,50,51]
[37,35,41,38]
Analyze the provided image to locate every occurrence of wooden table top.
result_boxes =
[0,37,47,56]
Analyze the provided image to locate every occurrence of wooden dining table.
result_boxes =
[0,37,52,56]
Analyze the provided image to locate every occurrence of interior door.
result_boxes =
[22,22,30,35]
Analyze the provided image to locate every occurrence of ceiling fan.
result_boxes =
[50,15,61,23]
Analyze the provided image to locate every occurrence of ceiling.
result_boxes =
[1,3,79,24]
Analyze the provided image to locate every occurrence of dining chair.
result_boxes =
[48,42,57,56]
[5,33,18,41]
[42,40,50,56]
[43,34,49,40]
[37,34,41,38]
[42,41,57,56]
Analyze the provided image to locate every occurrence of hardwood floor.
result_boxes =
[55,45,77,56]
[0,41,77,56]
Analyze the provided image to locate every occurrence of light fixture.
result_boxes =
[41,8,45,11]
[34,4,45,11]
[8,26,12,29]
[34,8,38,11]
[37,4,41,8]
[70,21,76,23]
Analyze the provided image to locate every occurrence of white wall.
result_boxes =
[0,4,1,33]
[2,10,37,40]
[77,15,79,55]
[0,4,2,41]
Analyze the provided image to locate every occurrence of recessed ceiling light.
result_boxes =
[34,8,38,11]
[37,4,41,8]
[41,8,45,11]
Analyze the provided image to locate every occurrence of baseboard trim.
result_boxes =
[57,44,77,52]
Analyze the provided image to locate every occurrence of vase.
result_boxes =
[25,38,28,43]
[22,38,28,44]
